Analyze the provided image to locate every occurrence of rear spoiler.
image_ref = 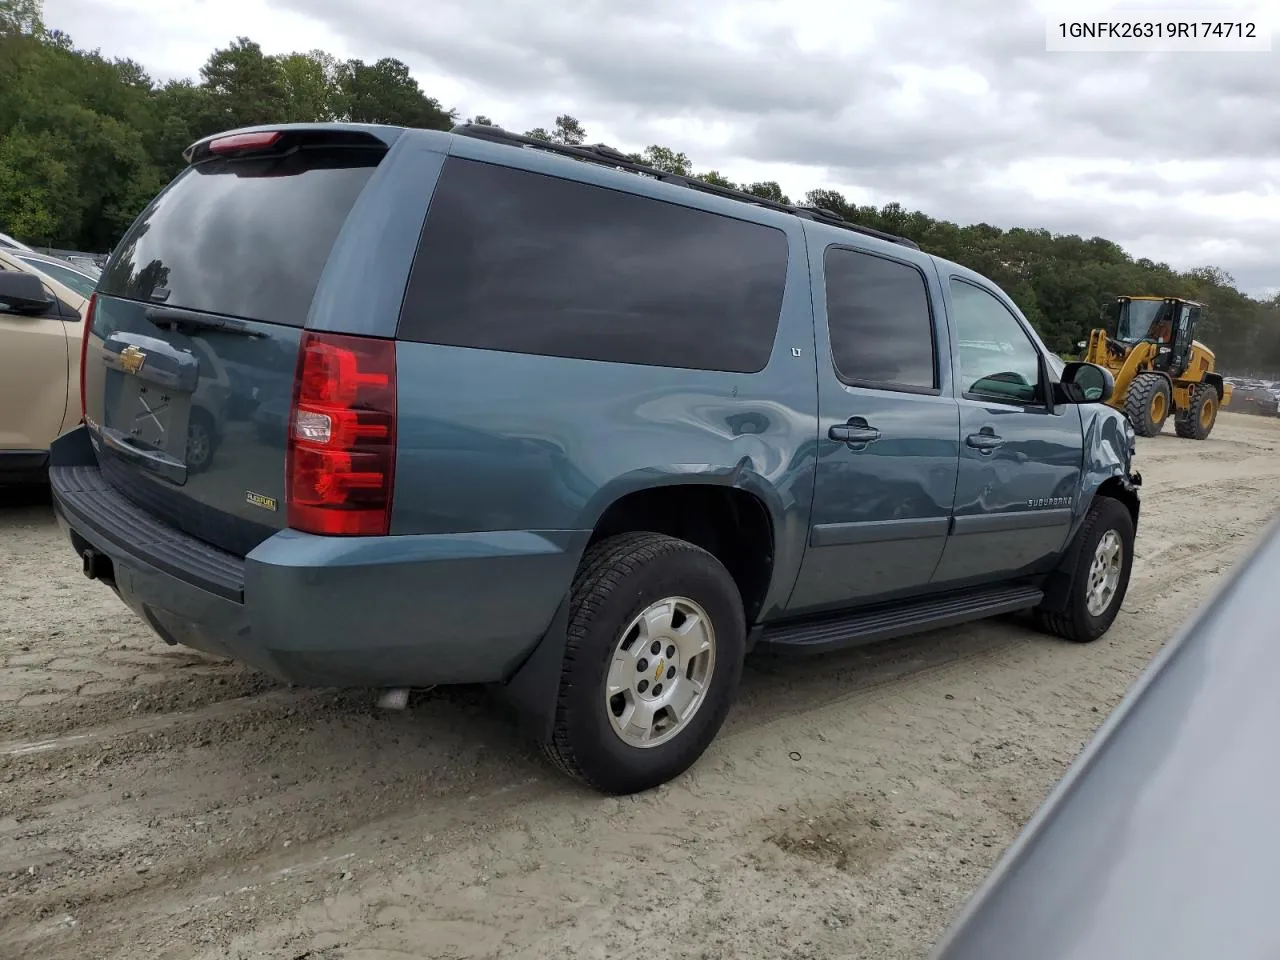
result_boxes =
[183,123,403,165]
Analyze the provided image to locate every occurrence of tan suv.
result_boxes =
[0,248,90,484]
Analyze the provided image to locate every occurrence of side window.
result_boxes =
[823,246,936,391]
[949,278,1044,404]
[398,158,789,373]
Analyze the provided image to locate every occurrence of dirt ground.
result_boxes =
[2,411,1278,960]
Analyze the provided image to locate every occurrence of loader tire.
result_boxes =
[1124,372,1171,437]
[1175,383,1217,440]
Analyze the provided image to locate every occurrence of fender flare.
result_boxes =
[498,470,796,743]
[1201,372,1225,402]
[1040,474,1141,613]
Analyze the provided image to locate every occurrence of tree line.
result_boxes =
[2,0,1276,368]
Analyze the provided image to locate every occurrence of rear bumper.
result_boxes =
[49,427,588,688]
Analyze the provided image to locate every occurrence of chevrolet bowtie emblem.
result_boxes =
[119,344,147,375]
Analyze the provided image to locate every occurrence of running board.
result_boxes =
[757,585,1044,655]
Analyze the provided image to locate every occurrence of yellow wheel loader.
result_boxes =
[1081,296,1232,440]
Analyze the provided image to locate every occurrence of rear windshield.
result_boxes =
[99,146,382,327]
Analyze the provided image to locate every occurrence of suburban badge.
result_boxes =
[1027,496,1072,508]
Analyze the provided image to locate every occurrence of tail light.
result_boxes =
[208,131,282,155]
[286,331,397,536]
[79,293,96,421]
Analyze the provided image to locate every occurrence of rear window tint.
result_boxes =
[99,146,382,327]
[398,157,788,373]
[823,247,937,391]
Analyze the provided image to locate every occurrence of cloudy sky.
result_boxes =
[43,0,1279,297]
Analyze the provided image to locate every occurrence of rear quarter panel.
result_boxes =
[384,134,821,621]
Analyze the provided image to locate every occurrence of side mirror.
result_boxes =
[1059,361,1114,405]
[0,271,55,315]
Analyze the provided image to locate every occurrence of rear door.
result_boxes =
[930,273,1084,585]
[0,255,82,451]
[84,130,390,556]
[786,241,960,615]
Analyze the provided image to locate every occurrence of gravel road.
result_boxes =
[3,412,1279,960]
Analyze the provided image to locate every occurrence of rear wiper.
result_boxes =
[145,306,261,338]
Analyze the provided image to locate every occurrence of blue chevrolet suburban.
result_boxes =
[49,122,1141,795]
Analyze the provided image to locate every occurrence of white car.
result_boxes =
[10,251,99,298]
[0,231,35,253]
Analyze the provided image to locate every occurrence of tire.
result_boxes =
[1034,497,1135,643]
[1174,383,1218,440]
[542,532,746,794]
[1124,372,1171,437]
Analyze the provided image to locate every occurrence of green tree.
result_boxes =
[637,145,691,175]
[275,50,343,123]
[0,124,73,240]
[338,57,455,129]
[200,37,287,130]
[745,181,790,204]
[147,79,216,174]
[0,10,1272,374]
[695,170,737,189]
[805,188,851,217]
[551,114,586,144]
[525,115,586,144]
[0,0,42,35]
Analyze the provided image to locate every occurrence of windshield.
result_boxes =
[1115,299,1165,342]
[16,255,97,298]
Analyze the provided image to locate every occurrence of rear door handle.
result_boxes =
[99,426,189,484]
[829,417,881,445]
[966,431,1004,452]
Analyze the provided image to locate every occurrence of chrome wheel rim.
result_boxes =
[1086,530,1124,617]
[605,596,716,749]
[187,422,210,467]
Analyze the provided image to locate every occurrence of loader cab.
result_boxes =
[1104,296,1203,378]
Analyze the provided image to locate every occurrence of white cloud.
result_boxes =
[41,0,1279,296]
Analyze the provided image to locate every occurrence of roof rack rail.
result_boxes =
[449,123,922,251]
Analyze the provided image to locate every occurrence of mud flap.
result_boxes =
[499,591,572,744]
[1038,561,1076,614]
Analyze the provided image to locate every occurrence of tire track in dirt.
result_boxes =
[3,414,1279,959]
[1,460,1272,915]
[9,439,1263,766]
